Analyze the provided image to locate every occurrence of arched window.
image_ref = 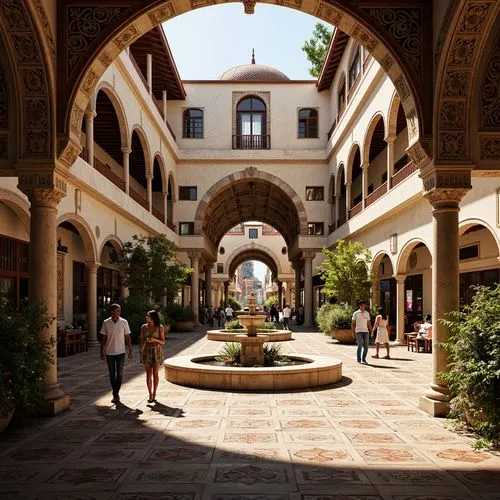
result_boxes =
[349,47,361,88]
[298,108,318,138]
[235,96,268,149]
[183,108,203,138]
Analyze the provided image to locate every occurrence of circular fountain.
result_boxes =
[164,294,342,390]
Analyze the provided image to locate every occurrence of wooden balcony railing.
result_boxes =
[152,207,164,222]
[129,187,149,211]
[94,157,125,191]
[391,160,418,188]
[365,181,388,207]
[348,202,362,219]
[336,214,347,227]
[232,134,270,150]
[166,219,176,232]
[80,146,89,162]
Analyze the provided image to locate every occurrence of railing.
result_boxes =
[349,202,362,219]
[152,207,164,222]
[80,146,89,162]
[328,223,336,234]
[232,134,270,150]
[336,214,347,227]
[365,181,388,207]
[94,157,125,191]
[129,187,149,211]
[166,219,176,232]
[391,160,418,188]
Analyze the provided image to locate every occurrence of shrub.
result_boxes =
[227,297,243,311]
[225,319,243,330]
[0,302,55,419]
[216,342,241,365]
[263,343,284,366]
[263,296,278,308]
[441,284,500,444]
[258,322,277,330]
[316,303,352,333]
[162,303,195,327]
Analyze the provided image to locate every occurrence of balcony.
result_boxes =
[365,181,388,207]
[391,160,418,188]
[232,135,270,150]
[348,202,362,219]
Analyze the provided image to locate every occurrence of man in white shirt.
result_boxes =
[225,305,234,324]
[351,300,372,365]
[100,303,132,403]
[282,304,291,330]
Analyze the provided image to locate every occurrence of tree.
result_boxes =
[302,23,333,78]
[112,234,192,302]
[318,239,372,307]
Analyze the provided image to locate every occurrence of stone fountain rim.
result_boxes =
[206,328,293,342]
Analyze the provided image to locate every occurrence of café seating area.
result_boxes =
[57,329,88,357]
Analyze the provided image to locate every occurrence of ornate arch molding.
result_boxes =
[396,238,431,275]
[0,0,54,163]
[435,0,500,162]
[459,218,500,256]
[57,213,99,263]
[58,0,432,167]
[98,234,124,258]
[193,166,308,240]
[362,112,386,165]
[346,143,361,183]
[370,250,394,275]
[335,163,345,196]
[225,243,282,279]
[0,187,31,232]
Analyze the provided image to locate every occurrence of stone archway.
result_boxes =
[57,213,99,264]
[194,167,308,247]
[225,243,283,280]
[58,0,434,165]
[0,188,30,233]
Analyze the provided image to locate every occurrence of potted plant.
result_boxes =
[0,301,55,431]
[316,303,355,343]
[163,303,195,332]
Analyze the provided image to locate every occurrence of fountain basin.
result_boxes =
[164,354,342,390]
[207,328,293,342]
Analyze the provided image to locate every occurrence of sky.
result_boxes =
[163,3,330,80]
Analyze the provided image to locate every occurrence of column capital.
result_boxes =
[85,261,101,273]
[121,146,132,154]
[187,250,202,260]
[85,109,97,120]
[394,274,406,284]
[361,163,369,172]
[18,169,67,207]
[205,260,215,271]
[421,165,472,209]
[303,250,316,260]
[345,180,352,188]
[384,134,396,144]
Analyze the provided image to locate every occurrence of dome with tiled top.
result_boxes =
[218,51,290,82]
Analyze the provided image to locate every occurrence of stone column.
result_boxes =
[85,109,96,167]
[85,262,100,346]
[224,281,229,306]
[334,193,339,228]
[19,171,70,416]
[188,251,201,326]
[345,181,352,217]
[284,280,292,306]
[395,274,406,346]
[303,251,316,327]
[419,171,470,417]
[146,175,153,213]
[293,261,302,323]
[385,135,395,188]
[361,163,368,209]
[205,262,213,308]
[162,90,168,123]
[162,192,168,225]
[147,53,153,97]
[122,146,131,195]
[371,278,380,311]
[277,281,283,309]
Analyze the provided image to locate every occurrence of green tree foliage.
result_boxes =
[302,23,333,78]
[263,296,278,308]
[112,234,192,302]
[316,303,353,333]
[318,239,372,307]
[441,284,500,444]
[227,297,243,311]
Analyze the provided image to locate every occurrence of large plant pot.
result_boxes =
[0,407,14,433]
[174,320,194,332]
[332,329,354,343]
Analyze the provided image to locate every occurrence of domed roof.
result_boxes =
[218,51,289,82]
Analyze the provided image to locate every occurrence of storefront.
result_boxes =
[404,274,423,330]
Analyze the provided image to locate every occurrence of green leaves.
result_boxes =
[302,23,333,78]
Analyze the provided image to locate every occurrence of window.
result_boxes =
[349,48,361,88]
[179,186,197,201]
[97,266,121,314]
[235,96,268,149]
[249,228,258,239]
[305,186,324,201]
[459,244,479,261]
[308,223,324,235]
[183,108,203,138]
[0,235,29,310]
[298,108,318,138]
[338,78,346,114]
[179,222,194,235]
[216,263,224,274]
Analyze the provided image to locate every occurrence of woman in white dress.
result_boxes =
[372,307,390,359]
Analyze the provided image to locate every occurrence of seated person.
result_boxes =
[417,314,432,338]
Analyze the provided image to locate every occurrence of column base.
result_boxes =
[419,395,449,417]
[39,395,71,417]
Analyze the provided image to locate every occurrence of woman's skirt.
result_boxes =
[141,344,164,365]
[375,326,389,344]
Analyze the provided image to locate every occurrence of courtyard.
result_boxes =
[1,327,499,500]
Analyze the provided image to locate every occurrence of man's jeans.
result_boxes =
[356,332,370,362]
[106,353,125,395]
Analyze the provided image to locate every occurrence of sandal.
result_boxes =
[384,355,390,359]
[371,354,379,358]
[147,396,154,403]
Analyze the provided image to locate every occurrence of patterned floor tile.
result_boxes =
[295,467,370,485]
[170,419,221,429]
[288,446,353,463]
[144,446,213,463]
[356,446,430,464]
[229,408,272,416]
[283,432,342,443]
[337,420,387,430]
[214,465,290,485]
[224,419,275,429]
[280,419,331,430]
[345,433,404,444]
[46,466,128,485]
[223,433,278,444]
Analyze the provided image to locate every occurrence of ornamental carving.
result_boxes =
[82,70,99,96]
[351,24,378,51]
[422,168,471,193]
[68,7,127,72]
[191,0,215,9]
[435,0,460,64]
[148,3,176,24]
[406,108,418,139]
[458,3,492,33]
[59,140,82,168]
[97,51,113,69]
[380,54,395,72]
[439,131,465,157]
[32,0,56,58]
[0,66,7,129]
[443,71,469,97]
[480,137,500,160]
[424,188,470,208]
[242,0,256,15]
[440,100,465,129]
[18,171,67,203]
[0,135,7,159]
[25,131,49,156]
[449,37,476,65]
[113,24,140,50]
[276,0,303,9]
[480,31,500,130]
[24,99,49,128]
[12,34,41,64]
[407,140,430,166]
[70,105,85,136]
[21,68,47,96]
[315,2,343,26]
[394,75,410,101]
[0,0,30,28]
[362,8,422,77]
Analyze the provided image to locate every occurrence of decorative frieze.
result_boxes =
[24,99,49,129]
[439,132,466,157]
[380,54,395,72]
[276,0,302,10]
[21,68,47,96]
[443,71,469,97]
[422,165,472,208]
[351,24,378,51]
[18,170,67,205]
[480,137,500,160]
[0,0,30,29]
[191,0,216,9]
[113,24,140,50]
[394,75,410,101]
[82,70,99,96]
[315,2,343,26]
[449,37,477,66]
[458,2,492,33]
[32,0,56,58]
[25,131,49,155]
[480,31,500,130]
[440,100,465,129]
[12,34,41,64]
[59,139,82,168]
[148,3,176,24]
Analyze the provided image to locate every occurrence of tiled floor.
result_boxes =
[1,327,499,500]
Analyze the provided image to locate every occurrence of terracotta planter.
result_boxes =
[332,329,355,343]
[0,407,14,433]
[173,320,194,332]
